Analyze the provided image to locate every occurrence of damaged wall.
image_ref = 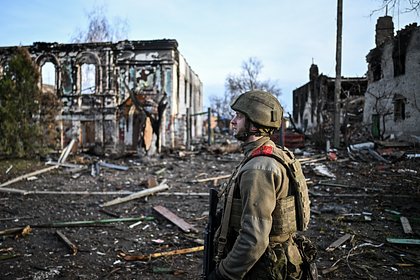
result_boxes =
[292,64,367,143]
[364,17,420,141]
[0,39,203,154]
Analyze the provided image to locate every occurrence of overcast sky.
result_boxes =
[0,0,418,113]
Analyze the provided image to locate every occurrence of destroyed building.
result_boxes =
[0,40,203,154]
[292,64,368,145]
[364,16,420,141]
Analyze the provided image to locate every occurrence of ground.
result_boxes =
[0,139,419,280]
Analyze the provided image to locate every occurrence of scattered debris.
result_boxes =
[153,205,197,233]
[0,217,154,235]
[312,164,336,178]
[0,225,32,237]
[326,233,353,252]
[0,165,59,188]
[0,137,419,279]
[386,238,420,245]
[98,161,129,171]
[118,246,204,261]
[5,165,13,174]
[400,216,414,234]
[0,186,27,195]
[189,174,231,183]
[56,230,78,255]
[33,217,154,228]
[58,139,77,164]
[101,181,169,207]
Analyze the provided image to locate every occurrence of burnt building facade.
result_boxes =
[364,17,420,141]
[0,40,203,154]
[292,64,367,144]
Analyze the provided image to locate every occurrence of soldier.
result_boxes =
[209,90,314,280]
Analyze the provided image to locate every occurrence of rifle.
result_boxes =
[203,188,219,279]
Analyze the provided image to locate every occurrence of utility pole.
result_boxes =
[333,0,343,148]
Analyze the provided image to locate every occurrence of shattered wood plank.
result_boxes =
[400,216,414,234]
[26,190,133,195]
[155,168,166,175]
[0,165,59,188]
[0,186,28,194]
[58,138,76,163]
[308,191,415,199]
[157,192,209,196]
[119,246,204,261]
[326,233,353,252]
[386,238,420,245]
[190,174,231,183]
[5,165,13,174]
[0,225,31,237]
[321,265,339,275]
[0,227,27,236]
[56,230,78,255]
[317,181,383,192]
[99,209,120,218]
[33,216,154,228]
[101,182,169,207]
[299,156,326,164]
[153,205,196,233]
[46,161,85,169]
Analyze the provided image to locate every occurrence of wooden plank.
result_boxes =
[56,230,78,255]
[144,117,153,151]
[157,192,209,196]
[0,187,27,194]
[190,174,231,183]
[400,216,414,234]
[101,182,168,207]
[326,233,353,252]
[0,165,59,188]
[27,190,133,195]
[58,138,76,163]
[119,246,204,261]
[46,161,85,169]
[153,205,196,233]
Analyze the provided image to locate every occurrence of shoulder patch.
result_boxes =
[251,145,273,157]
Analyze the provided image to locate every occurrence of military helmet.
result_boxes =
[230,90,283,128]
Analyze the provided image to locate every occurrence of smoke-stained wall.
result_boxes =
[0,39,203,154]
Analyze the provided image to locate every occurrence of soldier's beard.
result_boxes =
[234,130,250,141]
[233,121,251,141]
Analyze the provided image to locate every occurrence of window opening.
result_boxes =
[41,62,56,90]
[81,63,96,94]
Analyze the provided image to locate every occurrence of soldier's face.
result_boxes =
[231,111,246,138]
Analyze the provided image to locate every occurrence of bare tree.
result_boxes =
[215,57,282,119]
[371,0,420,16]
[71,4,129,43]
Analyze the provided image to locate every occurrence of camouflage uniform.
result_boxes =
[217,137,303,280]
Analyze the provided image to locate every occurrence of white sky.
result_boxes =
[0,0,418,113]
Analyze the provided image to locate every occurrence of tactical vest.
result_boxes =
[229,145,310,236]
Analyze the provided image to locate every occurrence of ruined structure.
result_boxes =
[292,64,367,145]
[0,40,203,154]
[364,16,420,141]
